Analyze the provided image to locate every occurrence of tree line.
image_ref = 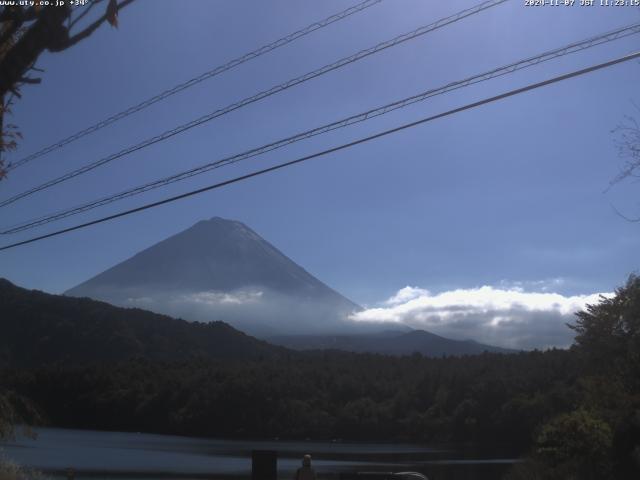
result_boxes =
[1,276,639,479]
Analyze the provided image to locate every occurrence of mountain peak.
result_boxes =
[179,217,267,247]
[184,216,247,233]
[196,216,245,227]
[65,218,360,337]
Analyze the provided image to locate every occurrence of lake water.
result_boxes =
[0,427,517,480]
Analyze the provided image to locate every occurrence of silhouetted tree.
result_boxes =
[535,409,613,480]
[609,104,640,220]
[570,274,640,387]
[0,0,136,178]
[0,393,15,439]
[2,275,640,477]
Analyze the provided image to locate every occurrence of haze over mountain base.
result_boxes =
[65,217,362,338]
[63,216,518,353]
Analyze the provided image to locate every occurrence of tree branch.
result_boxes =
[69,0,105,30]
[610,202,640,223]
[0,6,38,23]
[0,5,70,98]
[52,0,136,52]
[19,77,41,85]
[0,6,35,47]
[0,20,21,49]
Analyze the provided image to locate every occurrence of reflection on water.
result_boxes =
[0,428,518,480]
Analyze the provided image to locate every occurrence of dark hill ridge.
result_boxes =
[270,329,516,356]
[65,217,360,336]
[0,278,283,367]
[0,278,514,362]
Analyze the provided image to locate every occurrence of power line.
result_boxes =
[5,0,384,172]
[1,49,638,252]
[3,21,639,235]
[0,0,508,208]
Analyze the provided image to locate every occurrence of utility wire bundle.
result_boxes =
[5,0,384,172]
[1,0,637,250]
[0,0,508,208]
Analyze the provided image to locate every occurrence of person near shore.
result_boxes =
[295,454,317,480]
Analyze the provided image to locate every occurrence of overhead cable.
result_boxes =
[0,0,507,208]
[5,0,384,171]
[3,21,638,234]
[1,49,638,252]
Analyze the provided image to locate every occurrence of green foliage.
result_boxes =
[507,275,640,480]
[2,275,640,478]
[0,391,41,441]
[0,394,15,440]
[0,349,580,445]
[0,393,44,480]
[0,278,283,367]
[0,456,48,480]
[535,409,613,479]
[570,274,640,390]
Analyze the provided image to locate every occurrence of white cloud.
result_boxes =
[119,288,359,338]
[350,285,612,350]
[498,277,566,292]
[183,290,264,306]
[385,286,430,305]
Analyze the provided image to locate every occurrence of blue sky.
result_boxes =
[0,0,638,320]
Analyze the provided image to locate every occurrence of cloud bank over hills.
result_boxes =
[123,286,367,338]
[64,216,611,350]
[350,285,611,350]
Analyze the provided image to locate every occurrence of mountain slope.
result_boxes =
[65,217,360,336]
[270,330,516,356]
[0,278,283,367]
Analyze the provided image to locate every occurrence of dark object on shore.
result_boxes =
[252,450,277,480]
[339,472,428,480]
[295,454,316,480]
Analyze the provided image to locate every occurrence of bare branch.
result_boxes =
[0,6,70,98]
[0,0,134,180]
[52,0,135,52]
[19,77,41,85]
[608,107,640,189]
[610,202,640,222]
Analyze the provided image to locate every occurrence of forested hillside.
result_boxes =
[0,349,577,443]
[0,278,283,366]
[1,277,639,479]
